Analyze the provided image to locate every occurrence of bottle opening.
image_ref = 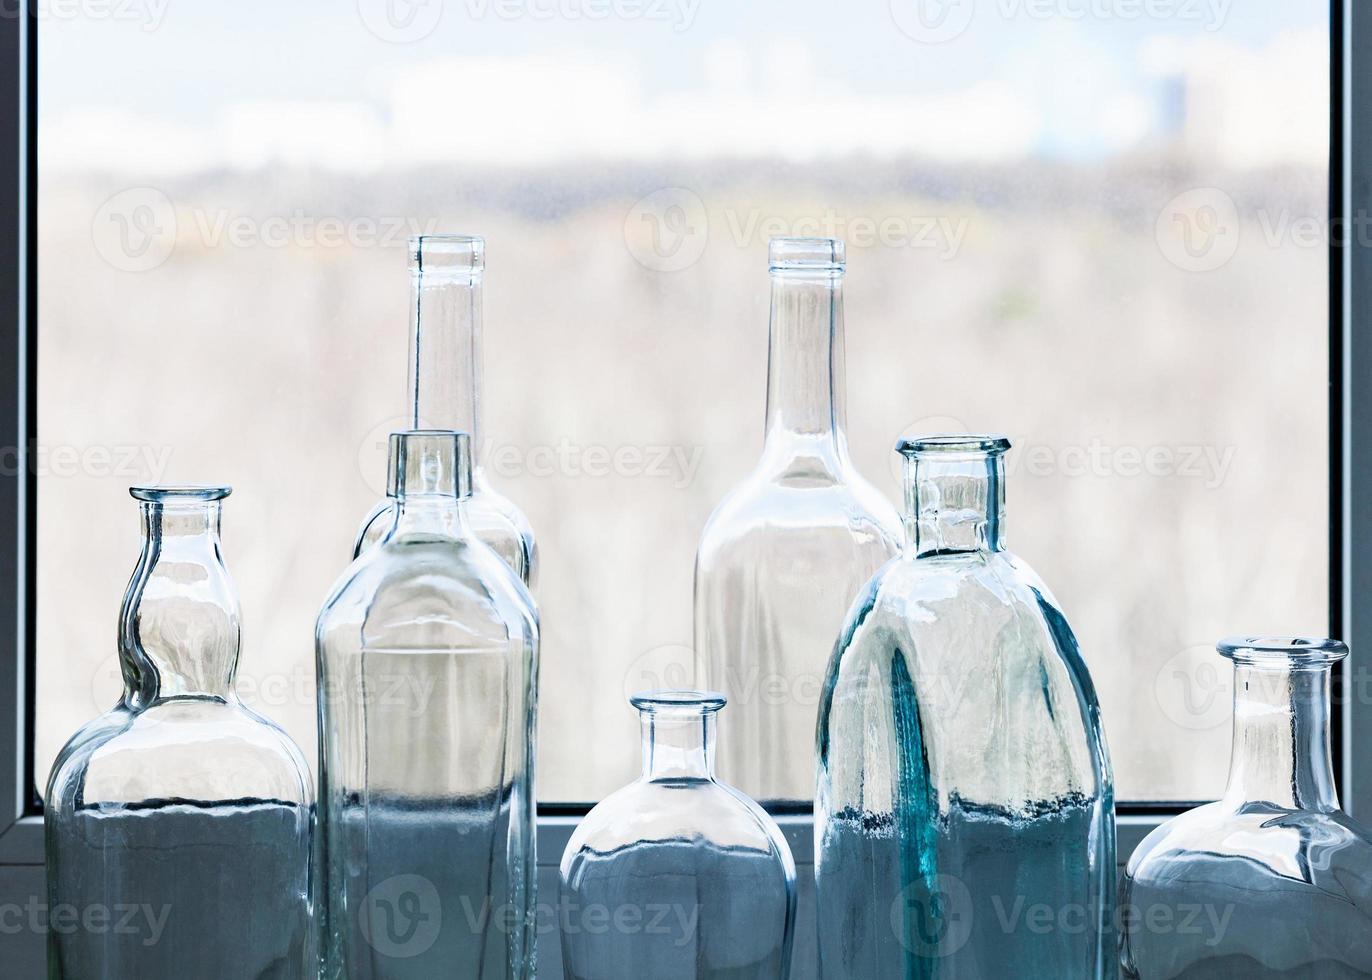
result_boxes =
[897,435,1011,459]
[410,235,485,277]
[1218,635,1348,666]
[769,237,845,274]
[390,429,473,500]
[129,485,232,502]
[630,690,727,714]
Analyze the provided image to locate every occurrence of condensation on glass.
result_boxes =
[815,436,1115,977]
[693,236,902,804]
[356,235,538,588]
[317,431,539,979]
[559,691,796,979]
[45,486,315,980]
[1122,636,1372,978]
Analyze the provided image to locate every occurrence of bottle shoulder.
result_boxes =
[562,778,794,877]
[47,698,313,811]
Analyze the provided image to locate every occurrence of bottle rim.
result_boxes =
[409,234,485,275]
[1217,635,1348,665]
[896,434,1012,458]
[769,236,845,273]
[129,485,232,502]
[630,689,727,713]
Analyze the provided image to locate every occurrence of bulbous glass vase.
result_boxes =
[694,237,901,804]
[356,235,537,588]
[45,486,315,980]
[1121,636,1372,979]
[815,435,1115,978]
[559,691,796,980]
[318,430,539,980]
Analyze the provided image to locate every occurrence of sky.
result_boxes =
[37,0,1330,172]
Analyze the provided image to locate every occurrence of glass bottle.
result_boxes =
[694,237,901,804]
[559,691,796,979]
[1121,636,1372,978]
[318,430,539,980]
[45,486,314,980]
[815,436,1116,977]
[356,235,537,588]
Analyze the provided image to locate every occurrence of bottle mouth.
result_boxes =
[410,235,485,277]
[1218,635,1348,666]
[630,689,727,714]
[769,237,845,274]
[897,434,1011,459]
[390,429,473,500]
[130,485,232,502]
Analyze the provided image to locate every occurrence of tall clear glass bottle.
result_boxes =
[816,436,1115,977]
[356,235,537,588]
[45,486,314,980]
[318,430,539,980]
[1121,636,1372,978]
[694,237,901,804]
[559,691,796,979]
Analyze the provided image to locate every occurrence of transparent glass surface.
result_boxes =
[559,691,796,979]
[1121,637,1372,979]
[44,487,314,980]
[316,432,539,979]
[816,437,1115,977]
[694,237,902,804]
[356,236,538,587]
[36,5,1329,804]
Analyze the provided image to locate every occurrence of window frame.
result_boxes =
[0,1,1361,971]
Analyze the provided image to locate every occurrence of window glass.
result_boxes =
[35,0,1328,802]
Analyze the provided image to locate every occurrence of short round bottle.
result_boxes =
[559,691,797,979]
[45,486,315,980]
[1121,636,1372,978]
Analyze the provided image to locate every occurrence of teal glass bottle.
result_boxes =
[815,436,1115,977]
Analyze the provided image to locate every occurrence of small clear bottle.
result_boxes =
[318,431,539,980]
[356,235,537,588]
[1121,636,1372,978]
[816,436,1115,977]
[45,486,314,980]
[694,237,901,804]
[559,691,796,979]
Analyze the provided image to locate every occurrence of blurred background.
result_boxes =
[34,0,1329,804]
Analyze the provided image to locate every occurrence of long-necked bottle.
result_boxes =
[694,237,901,804]
[356,235,537,588]
[318,430,539,979]
[559,691,797,978]
[1122,636,1372,978]
[816,436,1115,977]
[46,486,314,979]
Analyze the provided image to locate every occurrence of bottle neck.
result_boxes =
[121,500,239,704]
[904,451,1006,556]
[1224,662,1339,811]
[762,272,846,468]
[384,430,474,540]
[640,707,717,782]
[409,269,483,467]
